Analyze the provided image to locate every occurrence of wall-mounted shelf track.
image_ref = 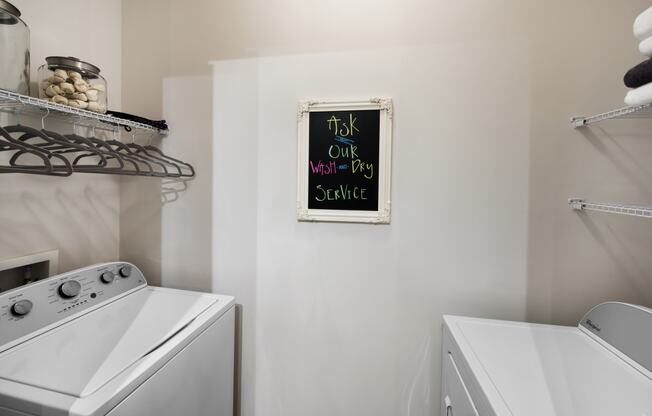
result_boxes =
[0,89,167,137]
[571,104,652,128]
[568,198,652,218]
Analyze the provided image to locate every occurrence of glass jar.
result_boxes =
[37,56,108,113]
[0,0,30,95]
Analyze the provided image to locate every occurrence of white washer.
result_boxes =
[442,302,652,416]
[0,262,235,416]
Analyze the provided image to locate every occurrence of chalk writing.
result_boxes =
[315,185,368,201]
[334,135,356,145]
[327,114,359,137]
[308,109,380,211]
[310,160,337,175]
[352,159,374,179]
[328,144,358,159]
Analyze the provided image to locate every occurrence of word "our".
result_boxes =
[328,144,358,159]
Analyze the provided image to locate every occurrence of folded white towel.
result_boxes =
[634,6,652,40]
[640,36,652,57]
[625,82,652,106]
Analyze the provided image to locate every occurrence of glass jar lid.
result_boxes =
[45,56,102,78]
[0,0,21,25]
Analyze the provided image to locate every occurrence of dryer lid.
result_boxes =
[579,302,652,376]
[448,316,652,416]
[0,287,218,397]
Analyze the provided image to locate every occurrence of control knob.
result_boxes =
[59,280,81,298]
[101,271,115,284]
[11,299,33,316]
[119,265,132,278]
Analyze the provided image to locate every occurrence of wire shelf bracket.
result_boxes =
[571,103,652,128]
[568,198,652,219]
[0,89,168,137]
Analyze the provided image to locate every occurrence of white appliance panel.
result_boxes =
[0,288,218,398]
[104,307,235,416]
[444,314,652,416]
[442,352,478,416]
[0,407,31,416]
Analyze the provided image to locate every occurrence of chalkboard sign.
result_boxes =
[307,109,380,211]
[297,99,393,223]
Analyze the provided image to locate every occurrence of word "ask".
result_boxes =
[327,114,359,137]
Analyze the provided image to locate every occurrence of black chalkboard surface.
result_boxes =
[307,110,380,211]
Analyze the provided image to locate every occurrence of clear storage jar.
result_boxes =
[0,0,30,95]
[37,56,108,113]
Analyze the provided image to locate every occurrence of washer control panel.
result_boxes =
[0,262,146,351]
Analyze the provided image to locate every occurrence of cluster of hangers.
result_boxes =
[0,110,194,178]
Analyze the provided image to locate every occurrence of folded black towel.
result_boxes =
[106,110,169,131]
[624,59,652,88]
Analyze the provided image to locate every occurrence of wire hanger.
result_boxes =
[81,120,145,175]
[141,131,195,178]
[104,127,168,177]
[126,131,182,177]
[0,125,70,176]
[0,106,73,176]
[7,109,108,172]
[63,116,116,171]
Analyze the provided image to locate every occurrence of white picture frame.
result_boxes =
[297,98,393,223]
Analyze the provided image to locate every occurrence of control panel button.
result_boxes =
[11,300,33,316]
[119,265,132,278]
[59,280,81,298]
[0,263,147,351]
[101,271,115,284]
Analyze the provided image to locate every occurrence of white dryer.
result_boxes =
[442,302,652,416]
[0,262,235,416]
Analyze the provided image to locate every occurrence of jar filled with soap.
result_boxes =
[37,56,107,113]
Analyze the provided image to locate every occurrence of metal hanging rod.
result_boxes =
[568,198,652,218]
[0,89,167,136]
[571,104,652,128]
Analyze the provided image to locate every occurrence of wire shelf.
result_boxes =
[568,198,652,218]
[0,89,167,137]
[571,104,652,128]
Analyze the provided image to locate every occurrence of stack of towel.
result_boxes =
[625,6,652,106]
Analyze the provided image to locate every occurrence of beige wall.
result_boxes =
[120,3,214,288]
[526,0,652,325]
[120,0,652,415]
[0,0,122,274]
[121,2,652,300]
[118,0,534,287]
[121,0,533,113]
[212,46,531,416]
[122,2,530,416]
